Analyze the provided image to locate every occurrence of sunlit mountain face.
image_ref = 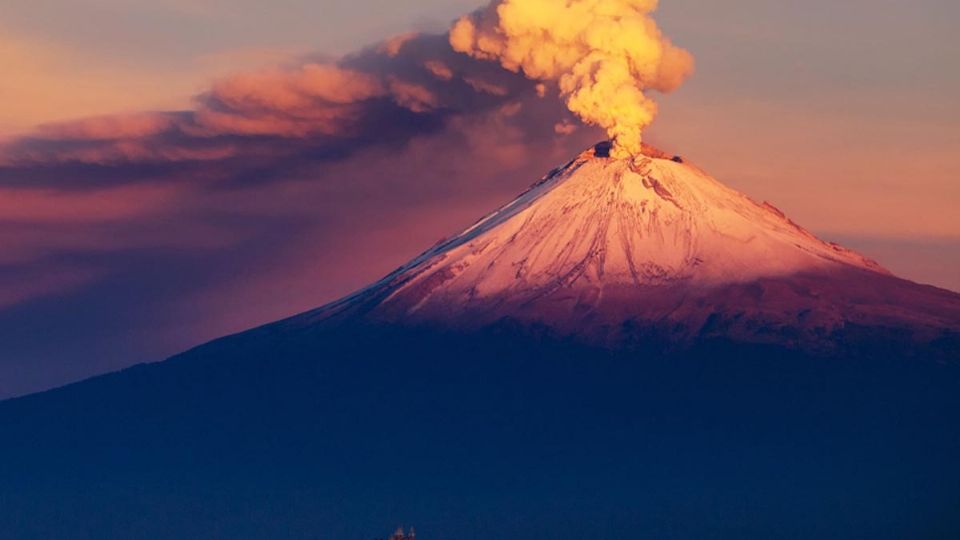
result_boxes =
[2,144,958,540]
[302,143,956,356]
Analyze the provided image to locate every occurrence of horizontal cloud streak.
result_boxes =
[0,29,599,397]
[0,34,555,174]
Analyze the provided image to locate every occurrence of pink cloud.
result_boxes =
[424,60,454,81]
[209,64,383,111]
[0,183,182,223]
[36,113,176,141]
[0,30,572,176]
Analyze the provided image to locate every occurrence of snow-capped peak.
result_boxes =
[377,143,883,302]
[304,143,956,349]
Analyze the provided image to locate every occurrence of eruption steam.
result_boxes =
[450,0,694,158]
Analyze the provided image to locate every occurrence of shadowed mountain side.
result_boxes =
[307,267,960,359]
[1,321,959,540]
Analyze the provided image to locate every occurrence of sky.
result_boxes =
[1,0,958,398]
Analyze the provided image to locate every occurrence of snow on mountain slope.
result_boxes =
[304,143,959,350]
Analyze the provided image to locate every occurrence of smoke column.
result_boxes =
[450,0,694,158]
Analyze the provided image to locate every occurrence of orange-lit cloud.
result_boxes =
[36,113,176,141]
[464,77,510,96]
[0,31,564,170]
[450,0,694,158]
[424,60,454,81]
[192,64,390,137]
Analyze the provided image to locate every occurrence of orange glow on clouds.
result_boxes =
[451,0,694,157]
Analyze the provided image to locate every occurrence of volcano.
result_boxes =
[2,144,959,540]
[305,142,957,354]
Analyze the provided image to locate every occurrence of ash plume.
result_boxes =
[450,0,694,158]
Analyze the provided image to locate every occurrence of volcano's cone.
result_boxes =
[305,142,958,353]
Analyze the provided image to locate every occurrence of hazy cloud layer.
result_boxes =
[0,31,600,397]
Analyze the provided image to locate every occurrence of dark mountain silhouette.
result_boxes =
[1,144,958,540]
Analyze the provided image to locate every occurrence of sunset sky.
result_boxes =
[2,0,958,397]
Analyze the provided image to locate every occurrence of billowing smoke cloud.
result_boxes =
[450,0,694,158]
